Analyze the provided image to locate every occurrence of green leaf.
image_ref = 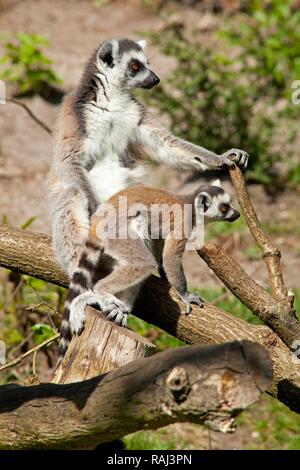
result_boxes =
[32,323,56,345]
[21,216,36,230]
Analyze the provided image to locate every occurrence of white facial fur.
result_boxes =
[95,40,151,90]
[211,178,222,188]
[195,189,238,222]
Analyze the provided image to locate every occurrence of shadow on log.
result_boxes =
[0,340,272,449]
[0,224,299,413]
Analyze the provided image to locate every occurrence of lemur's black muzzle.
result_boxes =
[139,70,160,89]
[227,209,240,222]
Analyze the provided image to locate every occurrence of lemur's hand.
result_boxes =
[221,148,249,172]
[179,292,204,315]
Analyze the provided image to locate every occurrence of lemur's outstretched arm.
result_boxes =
[136,110,248,172]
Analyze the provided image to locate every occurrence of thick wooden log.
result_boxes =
[53,309,156,384]
[0,340,272,449]
[0,224,299,413]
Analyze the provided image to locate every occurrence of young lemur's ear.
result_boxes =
[137,39,147,50]
[99,41,115,68]
[211,179,222,188]
[195,191,212,212]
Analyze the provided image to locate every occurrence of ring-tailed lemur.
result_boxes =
[58,179,240,363]
[48,38,249,278]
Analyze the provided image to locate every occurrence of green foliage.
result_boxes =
[288,163,300,186]
[31,323,56,345]
[125,429,178,450]
[128,315,184,350]
[244,244,261,261]
[21,216,36,230]
[0,32,62,95]
[224,0,300,97]
[239,394,300,450]
[143,1,300,186]
[193,287,261,325]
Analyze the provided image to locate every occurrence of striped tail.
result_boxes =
[57,240,101,366]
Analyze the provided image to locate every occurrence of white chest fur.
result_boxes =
[84,97,143,203]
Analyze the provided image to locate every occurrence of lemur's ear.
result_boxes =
[99,42,114,68]
[195,191,212,212]
[211,179,222,188]
[137,39,147,50]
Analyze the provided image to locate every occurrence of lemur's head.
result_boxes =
[195,179,240,223]
[95,38,160,90]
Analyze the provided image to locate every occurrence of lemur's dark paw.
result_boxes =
[180,292,204,315]
[223,148,249,172]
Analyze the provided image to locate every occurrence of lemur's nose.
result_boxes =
[152,72,160,86]
[227,209,240,222]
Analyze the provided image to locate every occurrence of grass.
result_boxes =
[205,215,247,239]
[125,429,179,450]
[238,394,300,450]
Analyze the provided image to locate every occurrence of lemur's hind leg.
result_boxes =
[93,237,158,326]
[52,187,91,275]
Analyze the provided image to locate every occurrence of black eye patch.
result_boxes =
[219,203,229,213]
[129,59,144,74]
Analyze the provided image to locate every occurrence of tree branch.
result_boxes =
[229,165,288,303]
[0,340,272,449]
[0,224,299,413]
[0,333,59,373]
[197,243,300,349]
[6,98,53,135]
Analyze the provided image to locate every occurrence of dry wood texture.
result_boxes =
[53,309,156,384]
[0,224,299,412]
[0,340,272,449]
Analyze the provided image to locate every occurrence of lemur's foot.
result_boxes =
[69,289,98,335]
[99,293,129,327]
[222,148,249,172]
[180,292,204,315]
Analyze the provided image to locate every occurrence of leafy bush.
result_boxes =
[0,32,62,95]
[143,1,300,186]
[227,0,300,96]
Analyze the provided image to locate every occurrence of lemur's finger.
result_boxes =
[223,156,235,168]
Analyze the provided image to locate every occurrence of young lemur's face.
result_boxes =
[195,180,240,223]
[96,38,160,90]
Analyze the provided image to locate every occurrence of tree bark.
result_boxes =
[197,243,300,349]
[0,224,299,413]
[52,309,156,384]
[0,340,272,449]
[229,165,288,303]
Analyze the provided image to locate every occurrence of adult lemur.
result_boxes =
[48,37,248,277]
[58,180,240,362]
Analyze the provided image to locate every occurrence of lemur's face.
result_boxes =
[195,180,240,223]
[96,38,160,90]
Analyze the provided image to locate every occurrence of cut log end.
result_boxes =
[52,307,156,384]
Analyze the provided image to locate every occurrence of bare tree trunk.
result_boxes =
[0,340,272,449]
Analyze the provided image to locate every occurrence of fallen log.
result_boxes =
[0,224,299,413]
[0,340,272,449]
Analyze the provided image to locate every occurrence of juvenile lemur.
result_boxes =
[48,38,248,277]
[58,180,240,362]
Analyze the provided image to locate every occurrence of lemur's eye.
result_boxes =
[131,61,141,73]
[220,203,229,213]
